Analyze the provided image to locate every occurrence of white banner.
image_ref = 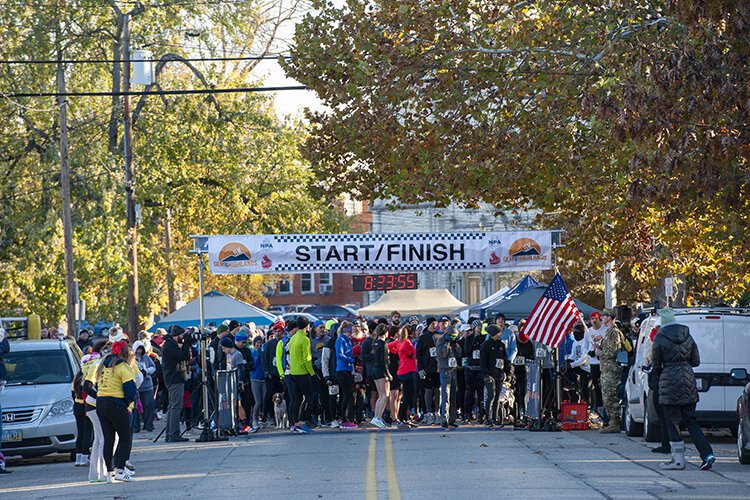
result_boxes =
[207,231,553,275]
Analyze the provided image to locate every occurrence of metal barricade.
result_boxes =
[215,369,238,431]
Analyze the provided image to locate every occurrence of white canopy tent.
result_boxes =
[356,289,467,316]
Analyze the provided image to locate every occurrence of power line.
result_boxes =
[1,85,309,98]
[0,55,293,65]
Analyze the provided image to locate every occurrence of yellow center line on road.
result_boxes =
[384,433,402,500]
[365,432,378,500]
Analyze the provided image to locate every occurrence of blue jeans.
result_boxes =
[439,370,457,424]
[132,388,155,431]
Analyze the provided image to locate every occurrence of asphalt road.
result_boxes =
[1,425,748,499]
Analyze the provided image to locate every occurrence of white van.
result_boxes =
[624,308,750,441]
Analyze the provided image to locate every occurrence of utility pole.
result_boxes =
[123,13,140,337]
[58,54,77,337]
[604,261,617,309]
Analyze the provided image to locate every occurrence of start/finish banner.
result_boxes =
[207,231,553,275]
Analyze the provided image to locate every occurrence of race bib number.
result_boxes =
[495,359,504,369]
[513,356,525,366]
[353,373,363,383]
[536,347,547,359]
[328,385,340,396]
[462,357,468,367]
[429,347,437,358]
[472,350,481,360]
[448,357,457,368]
[272,358,277,367]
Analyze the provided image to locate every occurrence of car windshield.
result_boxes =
[3,350,73,385]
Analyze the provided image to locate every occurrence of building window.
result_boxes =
[278,279,292,295]
[301,273,313,294]
[319,273,333,295]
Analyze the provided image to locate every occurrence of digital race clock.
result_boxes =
[352,273,418,292]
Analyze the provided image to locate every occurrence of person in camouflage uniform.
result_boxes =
[598,309,626,433]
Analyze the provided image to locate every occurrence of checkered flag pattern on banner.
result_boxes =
[524,273,580,348]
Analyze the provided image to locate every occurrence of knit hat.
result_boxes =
[220,337,235,348]
[228,320,240,331]
[168,325,186,337]
[108,326,126,343]
[425,317,437,327]
[471,320,482,329]
[313,320,325,330]
[518,332,530,343]
[589,312,601,320]
[659,307,676,325]
[486,325,501,337]
[408,316,419,323]
[271,319,286,332]
[216,324,229,335]
[235,331,248,342]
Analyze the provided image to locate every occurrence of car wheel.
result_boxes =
[644,396,661,443]
[624,399,644,437]
[740,419,750,465]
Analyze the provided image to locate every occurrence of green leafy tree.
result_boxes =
[284,0,749,304]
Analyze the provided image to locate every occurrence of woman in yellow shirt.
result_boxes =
[95,340,137,482]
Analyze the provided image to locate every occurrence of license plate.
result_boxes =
[2,429,22,442]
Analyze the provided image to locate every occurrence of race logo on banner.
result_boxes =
[207,231,553,274]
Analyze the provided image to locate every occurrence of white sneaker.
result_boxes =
[114,469,134,482]
[371,417,386,430]
[125,460,135,472]
[329,420,341,428]
[105,472,115,483]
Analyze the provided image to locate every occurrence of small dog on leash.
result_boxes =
[273,393,288,429]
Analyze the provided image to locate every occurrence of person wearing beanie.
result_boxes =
[262,323,285,424]
[652,308,715,470]
[287,317,315,433]
[462,319,486,423]
[249,336,266,431]
[513,327,535,424]
[209,323,232,373]
[480,325,511,427]
[585,311,607,418]
[436,325,462,428]
[221,336,247,432]
[310,320,331,425]
[132,341,156,433]
[335,322,357,428]
[161,325,191,442]
[234,331,254,432]
[598,309,626,433]
[416,317,441,425]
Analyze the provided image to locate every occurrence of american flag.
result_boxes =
[524,273,580,347]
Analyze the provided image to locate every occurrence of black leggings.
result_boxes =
[74,408,93,455]
[337,371,354,423]
[97,398,132,472]
[289,374,314,424]
[464,370,484,418]
[590,364,603,408]
[398,372,418,421]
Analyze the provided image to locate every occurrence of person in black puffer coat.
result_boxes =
[651,308,715,471]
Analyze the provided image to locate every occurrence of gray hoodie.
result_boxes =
[436,332,462,372]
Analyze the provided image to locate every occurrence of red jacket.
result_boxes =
[397,339,417,375]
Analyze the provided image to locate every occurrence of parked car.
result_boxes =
[624,308,750,442]
[281,312,320,326]
[301,305,357,322]
[734,368,750,464]
[1,338,81,460]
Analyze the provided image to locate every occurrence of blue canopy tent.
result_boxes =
[484,284,600,320]
[149,290,275,332]
[454,275,541,320]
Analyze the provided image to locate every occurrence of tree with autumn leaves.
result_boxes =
[284,0,749,305]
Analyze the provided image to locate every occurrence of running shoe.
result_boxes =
[329,420,341,428]
[371,417,387,430]
[114,469,134,482]
[294,424,313,434]
[249,426,260,434]
[700,454,716,471]
[340,421,358,429]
